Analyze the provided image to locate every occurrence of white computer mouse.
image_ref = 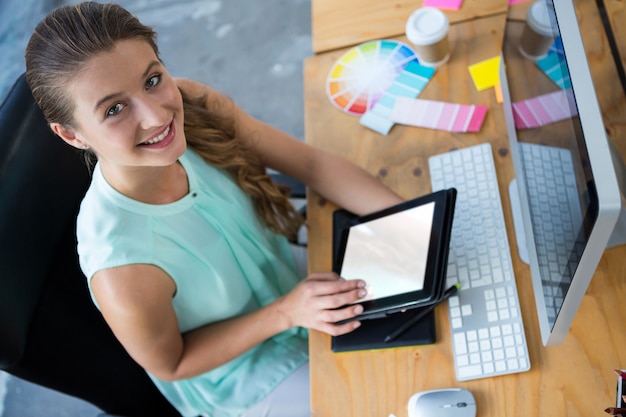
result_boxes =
[408,388,476,417]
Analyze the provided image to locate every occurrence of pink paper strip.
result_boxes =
[513,101,541,129]
[539,94,568,121]
[466,105,488,132]
[436,103,456,130]
[513,107,528,129]
[424,101,445,129]
[513,90,578,129]
[526,97,552,125]
[547,90,574,120]
[391,97,488,133]
[451,105,471,132]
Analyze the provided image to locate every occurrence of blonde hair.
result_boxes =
[25,2,303,239]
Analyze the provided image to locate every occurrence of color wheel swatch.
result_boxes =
[326,40,419,116]
[360,60,436,135]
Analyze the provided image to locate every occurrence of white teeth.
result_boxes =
[143,125,170,145]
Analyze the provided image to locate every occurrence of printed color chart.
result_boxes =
[512,89,577,129]
[326,40,419,115]
[536,38,571,89]
[360,60,436,135]
[391,97,488,132]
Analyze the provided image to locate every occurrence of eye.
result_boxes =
[106,102,124,117]
[145,74,161,89]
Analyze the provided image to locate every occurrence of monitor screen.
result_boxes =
[500,0,622,345]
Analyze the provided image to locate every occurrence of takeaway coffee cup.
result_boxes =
[519,0,557,60]
[405,7,450,67]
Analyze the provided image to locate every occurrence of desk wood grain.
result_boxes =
[311,0,508,53]
[304,2,626,416]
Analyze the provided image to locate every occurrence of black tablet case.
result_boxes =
[330,189,456,352]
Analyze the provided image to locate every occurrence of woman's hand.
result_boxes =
[275,272,367,336]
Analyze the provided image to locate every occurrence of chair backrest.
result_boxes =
[0,73,181,417]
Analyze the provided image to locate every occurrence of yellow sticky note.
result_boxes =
[468,56,501,91]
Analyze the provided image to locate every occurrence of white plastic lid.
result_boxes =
[527,0,557,37]
[405,7,449,46]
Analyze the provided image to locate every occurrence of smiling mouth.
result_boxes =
[140,124,171,146]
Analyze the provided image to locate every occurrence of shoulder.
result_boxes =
[76,170,154,280]
[77,170,150,238]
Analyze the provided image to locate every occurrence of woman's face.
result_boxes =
[54,39,186,172]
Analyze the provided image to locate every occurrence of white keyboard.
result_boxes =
[429,143,531,381]
[519,142,583,324]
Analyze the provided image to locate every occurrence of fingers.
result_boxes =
[304,272,366,298]
[320,319,362,337]
[319,303,363,322]
[283,272,370,336]
[313,290,366,337]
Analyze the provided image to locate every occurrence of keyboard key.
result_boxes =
[461,305,473,316]
[454,333,467,355]
[458,365,483,379]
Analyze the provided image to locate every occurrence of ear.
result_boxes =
[50,123,89,150]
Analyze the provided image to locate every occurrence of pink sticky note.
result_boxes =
[508,0,530,4]
[424,0,463,10]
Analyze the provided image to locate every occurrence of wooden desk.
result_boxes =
[311,0,508,53]
[304,1,626,417]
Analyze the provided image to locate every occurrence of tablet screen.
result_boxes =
[340,201,435,301]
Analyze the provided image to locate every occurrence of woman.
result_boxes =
[25,2,403,416]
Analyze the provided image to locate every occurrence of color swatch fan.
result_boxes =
[326,40,418,115]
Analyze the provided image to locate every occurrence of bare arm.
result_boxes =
[176,78,404,215]
[91,265,366,382]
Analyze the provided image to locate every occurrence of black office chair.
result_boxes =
[0,73,182,417]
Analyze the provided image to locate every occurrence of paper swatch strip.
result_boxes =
[536,38,571,89]
[512,89,577,129]
[360,60,436,135]
[390,97,488,132]
[537,52,571,89]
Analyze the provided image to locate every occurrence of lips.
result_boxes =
[138,120,175,148]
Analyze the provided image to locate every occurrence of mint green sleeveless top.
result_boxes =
[76,149,308,417]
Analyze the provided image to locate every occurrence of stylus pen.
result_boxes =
[384,284,460,343]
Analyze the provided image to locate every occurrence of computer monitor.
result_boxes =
[500,0,625,345]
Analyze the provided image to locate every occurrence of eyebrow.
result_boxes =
[93,60,161,113]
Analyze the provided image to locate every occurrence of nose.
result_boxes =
[136,94,168,130]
